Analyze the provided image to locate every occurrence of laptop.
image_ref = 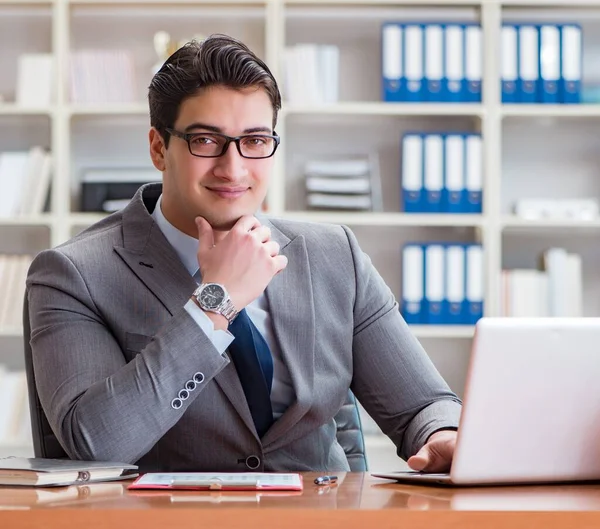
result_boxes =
[372,317,600,486]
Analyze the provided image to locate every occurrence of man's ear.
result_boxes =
[149,127,167,172]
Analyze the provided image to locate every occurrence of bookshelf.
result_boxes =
[1,0,599,462]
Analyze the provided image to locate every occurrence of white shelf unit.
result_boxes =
[1,0,600,460]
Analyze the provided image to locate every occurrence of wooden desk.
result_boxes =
[2,472,600,529]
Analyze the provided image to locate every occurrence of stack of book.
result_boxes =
[304,156,382,211]
[501,248,583,317]
[0,254,33,332]
[283,44,339,105]
[0,148,52,218]
[69,50,137,104]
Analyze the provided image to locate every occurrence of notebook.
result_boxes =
[128,472,303,491]
[0,457,138,487]
[373,318,600,486]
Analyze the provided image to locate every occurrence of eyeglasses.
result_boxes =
[166,128,280,159]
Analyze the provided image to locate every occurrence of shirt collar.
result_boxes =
[151,194,199,277]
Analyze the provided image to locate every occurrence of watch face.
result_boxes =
[199,284,225,310]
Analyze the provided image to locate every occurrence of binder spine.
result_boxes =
[444,134,466,214]
[561,24,582,104]
[425,244,445,324]
[465,24,483,103]
[539,24,560,104]
[518,24,539,104]
[401,133,424,212]
[424,134,444,212]
[404,24,424,102]
[501,25,518,104]
[425,24,444,102]
[382,23,403,102]
[444,24,464,103]
[401,244,425,324]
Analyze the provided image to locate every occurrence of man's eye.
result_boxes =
[244,137,267,145]
[191,136,215,145]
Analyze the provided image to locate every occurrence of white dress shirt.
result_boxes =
[151,195,294,418]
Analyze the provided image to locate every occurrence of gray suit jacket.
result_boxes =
[26,183,461,472]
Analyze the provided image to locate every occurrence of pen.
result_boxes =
[314,475,338,486]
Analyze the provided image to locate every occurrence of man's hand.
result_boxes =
[195,215,288,312]
[406,430,457,473]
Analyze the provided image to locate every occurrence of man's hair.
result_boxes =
[148,34,282,147]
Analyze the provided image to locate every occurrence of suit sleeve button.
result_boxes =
[194,372,205,384]
[171,398,183,410]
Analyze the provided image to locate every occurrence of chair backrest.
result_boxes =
[23,294,69,459]
[334,391,368,471]
[23,294,367,468]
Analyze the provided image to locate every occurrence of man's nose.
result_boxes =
[214,141,248,179]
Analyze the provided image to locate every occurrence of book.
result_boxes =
[128,472,303,492]
[0,457,138,487]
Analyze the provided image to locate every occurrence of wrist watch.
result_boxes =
[192,283,238,323]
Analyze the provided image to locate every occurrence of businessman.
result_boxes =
[26,35,461,473]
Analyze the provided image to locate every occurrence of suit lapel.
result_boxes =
[114,185,255,435]
[261,219,315,448]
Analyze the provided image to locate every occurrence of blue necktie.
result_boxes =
[227,309,274,437]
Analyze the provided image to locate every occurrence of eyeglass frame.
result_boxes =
[165,127,281,159]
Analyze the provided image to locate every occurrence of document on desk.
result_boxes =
[128,472,303,491]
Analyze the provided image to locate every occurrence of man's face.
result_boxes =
[151,85,275,234]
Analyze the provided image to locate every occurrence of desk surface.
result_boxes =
[2,472,600,529]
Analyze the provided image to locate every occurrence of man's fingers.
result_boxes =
[234,215,261,234]
[273,254,288,273]
[252,226,272,243]
[264,240,280,257]
[195,217,215,251]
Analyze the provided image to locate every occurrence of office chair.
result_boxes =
[23,295,368,469]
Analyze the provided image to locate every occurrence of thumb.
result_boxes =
[195,216,214,251]
[407,445,431,472]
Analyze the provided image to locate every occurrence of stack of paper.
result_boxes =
[304,156,381,211]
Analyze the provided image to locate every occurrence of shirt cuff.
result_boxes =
[184,299,234,355]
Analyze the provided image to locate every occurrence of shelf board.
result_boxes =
[281,211,485,227]
[69,0,265,4]
[0,215,54,227]
[0,104,53,116]
[502,105,600,118]
[502,216,600,230]
[0,328,23,337]
[285,0,481,4]
[283,102,484,117]
[501,0,600,5]
[68,103,149,116]
[410,325,475,339]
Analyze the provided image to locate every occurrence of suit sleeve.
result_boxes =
[26,248,229,463]
[342,226,462,460]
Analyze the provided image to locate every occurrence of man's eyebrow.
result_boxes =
[183,123,273,135]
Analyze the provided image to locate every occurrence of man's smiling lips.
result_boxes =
[205,186,249,199]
